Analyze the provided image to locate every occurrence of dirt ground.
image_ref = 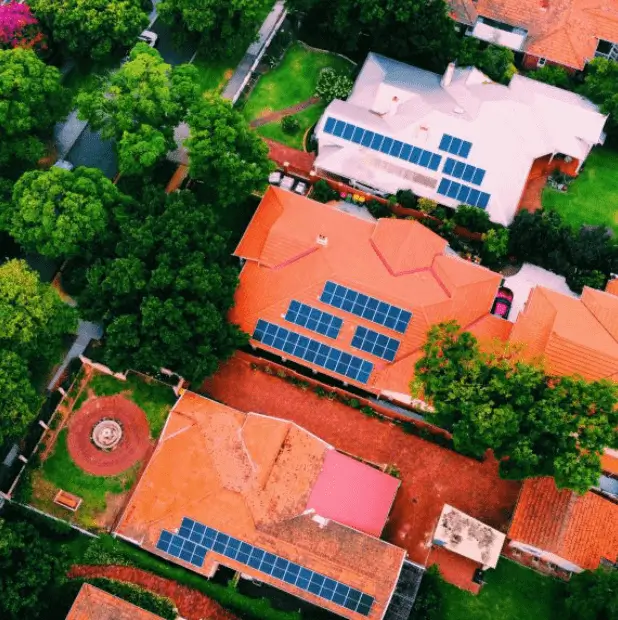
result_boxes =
[203,352,521,592]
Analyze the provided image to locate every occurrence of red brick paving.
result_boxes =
[68,565,238,620]
[203,352,521,592]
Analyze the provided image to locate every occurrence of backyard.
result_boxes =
[542,147,618,234]
[243,42,354,149]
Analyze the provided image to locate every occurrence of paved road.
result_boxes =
[149,18,196,66]
[65,125,118,179]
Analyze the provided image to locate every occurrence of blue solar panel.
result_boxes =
[320,281,412,333]
[437,178,490,209]
[342,124,354,140]
[159,521,375,616]
[400,144,412,160]
[472,168,485,185]
[370,133,384,150]
[351,126,364,144]
[361,130,374,147]
[443,158,485,186]
[253,320,373,383]
[351,326,400,362]
[380,137,394,154]
[438,133,472,158]
[285,300,342,339]
[324,117,336,134]
[332,120,345,137]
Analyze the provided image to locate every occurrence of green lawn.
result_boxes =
[542,148,618,234]
[438,559,567,620]
[192,51,243,96]
[257,103,326,149]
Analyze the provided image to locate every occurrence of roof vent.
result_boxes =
[441,62,456,88]
[312,514,330,528]
[540,0,549,9]
[453,106,465,114]
[316,234,328,246]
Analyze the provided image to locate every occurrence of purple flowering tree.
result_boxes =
[0,2,46,51]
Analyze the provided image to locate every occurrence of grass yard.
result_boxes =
[192,51,243,96]
[542,148,618,234]
[438,559,567,620]
[257,103,326,149]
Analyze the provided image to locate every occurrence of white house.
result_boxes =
[314,53,607,225]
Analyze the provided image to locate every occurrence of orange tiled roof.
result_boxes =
[510,286,618,380]
[450,0,618,70]
[602,449,618,475]
[66,584,163,620]
[115,392,405,620]
[606,277,618,297]
[508,477,618,570]
[232,187,503,399]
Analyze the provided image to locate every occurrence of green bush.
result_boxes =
[315,67,353,102]
[528,64,572,89]
[310,179,339,203]
[365,198,391,219]
[417,197,438,214]
[453,205,491,233]
[395,188,417,210]
[281,115,300,134]
[481,227,509,269]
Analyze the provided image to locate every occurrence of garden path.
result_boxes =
[250,96,321,127]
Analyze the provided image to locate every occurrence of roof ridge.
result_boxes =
[556,491,581,555]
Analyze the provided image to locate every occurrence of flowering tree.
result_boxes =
[0,2,46,52]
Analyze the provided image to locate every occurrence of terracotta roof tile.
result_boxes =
[601,450,618,475]
[606,278,618,297]
[115,392,405,620]
[66,584,163,620]
[508,477,618,570]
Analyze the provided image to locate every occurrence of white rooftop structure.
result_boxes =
[314,53,607,225]
[433,504,506,569]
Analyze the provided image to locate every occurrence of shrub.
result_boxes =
[365,198,391,219]
[315,67,353,103]
[417,197,438,214]
[395,188,417,210]
[310,179,339,203]
[481,227,509,268]
[529,64,572,89]
[565,267,606,293]
[281,115,300,134]
[315,386,327,398]
[452,205,491,233]
[348,398,361,409]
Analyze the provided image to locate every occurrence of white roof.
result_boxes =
[433,504,506,569]
[314,53,607,225]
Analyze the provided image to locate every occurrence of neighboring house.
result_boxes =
[313,53,607,225]
[115,390,418,620]
[508,477,618,573]
[232,186,509,405]
[66,583,164,620]
[448,0,618,72]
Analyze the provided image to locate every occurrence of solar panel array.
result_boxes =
[285,300,342,339]
[443,158,485,186]
[320,281,412,334]
[323,117,442,172]
[352,326,400,362]
[254,319,373,383]
[437,178,490,209]
[157,519,375,616]
[439,134,472,158]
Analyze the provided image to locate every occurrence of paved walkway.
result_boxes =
[69,565,238,620]
[203,352,521,592]
[250,96,321,127]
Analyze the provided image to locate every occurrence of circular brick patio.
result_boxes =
[67,395,150,476]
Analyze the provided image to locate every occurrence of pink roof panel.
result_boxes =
[306,450,400,536]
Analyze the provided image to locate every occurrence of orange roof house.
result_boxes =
[232,186,504,404]
[448,0,618,71]
[115,391,406,620]
[508,477,618,572]
[66,584,164,620]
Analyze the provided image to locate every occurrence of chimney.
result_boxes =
[441,62,456,88]
[387,95,400,116]
[316,234,328,247]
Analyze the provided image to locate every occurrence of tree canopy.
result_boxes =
[413,321,618,493]
[186,95,273,207]
[157,0,271,56]
[30,0,148,61]
[0,47,69,171]
[78,189,247,382]
[0,2,46,52]
[565,567,618,620]
[77,44,200,176]
[579,57,618,141]
[456,38,517,84]
[8,166,126,258]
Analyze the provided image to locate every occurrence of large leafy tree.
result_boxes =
[186,96,272,207]
[287,0,457,71]
[79,190,247,382]
[29,0,148,61]
[456,38,517,84]
[565,568,618,620]
[0,47,69,171]
[158,0,271,55]
[8,166,127,258]
[0,2,46,52]
[0,259,77,367]
[78,44,200,176]
[413,321,618,493]
[0,350,40,446]
[579,57,618,141]
[0,519,67,620]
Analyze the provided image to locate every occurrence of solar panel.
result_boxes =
[253,320,373,384]
[438,133,472,158]
[320,281,412,333]
[352,326,400,362]
[158,520,375,617]
[437,178,490,209]
[285,300,342,339]
[322,117,441,173]
[443,158,485,186]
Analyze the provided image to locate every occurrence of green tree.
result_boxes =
[0,47,69,171]
[315,67,354,103]
[481,227,509,268]
[529,64,572,89]
[78,44,200,176]
[0,259,77,366]
[453,204,491,233]
[565,568,618,620]
[79,190,247,382]
[30,0,148,61]
[0,518,67,620]
[413,321,618,493]
[186,96,273,207]
[8,166,126,258]
[157,0,271,55]
[456,38,517,84]
[579,58,618,140]
[287,0,457,71]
